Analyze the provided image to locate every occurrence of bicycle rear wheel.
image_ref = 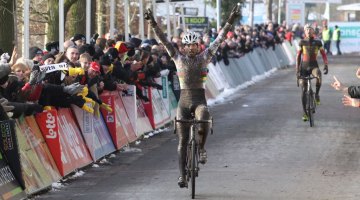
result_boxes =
[190,138,196,199]
[307,92,314,127]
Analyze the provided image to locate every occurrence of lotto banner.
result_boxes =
[0,120,24,189]
[71,105,116,161]
[120,85,138,137]
[36,109,92,176]
[100,93,128,149]
[15,116,61,194]
[0,152,26,200]
[136,100,153,135]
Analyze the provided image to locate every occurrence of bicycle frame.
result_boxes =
[298,75,316,127]
[174,116,213,199]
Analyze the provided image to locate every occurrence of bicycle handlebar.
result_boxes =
[298,75,317,80]
[173,117,214,135]
[174,119,213,124]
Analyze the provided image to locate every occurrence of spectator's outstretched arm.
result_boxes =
[356,68,360,79]
[331,75,349,93]
[207,4,241,60]
[342,95,360,108]
[144,9,177,58]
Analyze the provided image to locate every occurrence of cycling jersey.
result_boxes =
[297,38,327,69]
[151,23,232,89]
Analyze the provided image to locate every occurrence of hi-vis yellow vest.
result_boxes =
[322,29,330,41]
[332,28,340,41]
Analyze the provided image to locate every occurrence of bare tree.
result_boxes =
[96,0,106,37]
[68,0,86,37]
[46,0,78,42]
[266,0,273,22]
[0,0,16,53]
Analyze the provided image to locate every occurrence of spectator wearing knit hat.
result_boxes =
[45,41,59,55]
[42,53,55,65]
[79,44,95,58]
[71,33,86,47]
[29,46,43,64]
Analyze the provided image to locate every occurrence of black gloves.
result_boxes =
[154,84,163,90]
[227,4,241,25]
[323,65,328,75]
[144,8,157,26]
[0,98,14,112]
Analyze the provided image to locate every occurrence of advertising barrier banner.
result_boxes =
[154,76,170,116]
[15,116,61,194]
[142,86,155,129]
[100,93,129,150]
[36,109,92,176]
[0,152,26,200]
[114,93,138,142]
[0,120,24,189]
[71,106,115,161]
[24,116,61,181]
[150,88,171,128]
[120,86,138,137]
[136,100,153,135]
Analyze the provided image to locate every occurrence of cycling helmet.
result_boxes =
[182,32,199,45]
[303,23,314,31]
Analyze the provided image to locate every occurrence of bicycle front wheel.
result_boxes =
[307,92,314,127]
[190,138,196,199]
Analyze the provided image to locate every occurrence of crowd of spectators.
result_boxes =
[0,31,179,119]
[195,21,306,66]
[0,20,312,119]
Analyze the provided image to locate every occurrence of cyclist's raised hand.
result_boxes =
[144,9,156,26]
[227,4,241,25]
[356,67,360,79]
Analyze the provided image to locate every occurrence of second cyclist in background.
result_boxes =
[296,24,329,121]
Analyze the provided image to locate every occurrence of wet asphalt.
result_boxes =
[33,54,360,200]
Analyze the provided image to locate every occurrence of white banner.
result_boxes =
[39,62,68,73]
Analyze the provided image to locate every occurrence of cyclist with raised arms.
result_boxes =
[296,24,329,121]
[145,5,240,188]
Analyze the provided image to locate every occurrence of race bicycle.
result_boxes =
[298,75,317,127]
[174,115,213,199]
